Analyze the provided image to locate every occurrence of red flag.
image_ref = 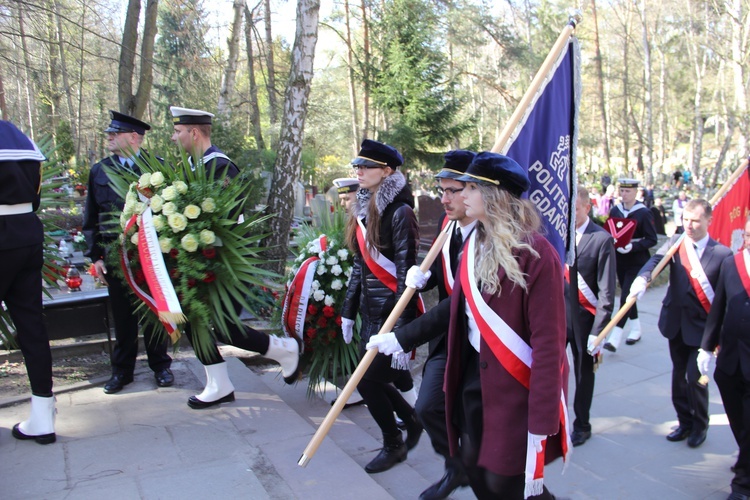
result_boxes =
[709,162,750,252]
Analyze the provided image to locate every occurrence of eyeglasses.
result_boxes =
[436,186,464,198]
[351,164,385,171]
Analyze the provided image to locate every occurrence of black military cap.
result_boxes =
[351,139,404,169]
[170,106,214,125]
[618,178,639,189]
[333,178,359,194]
[104,110,151,135]
[457,152,530,197]
[436,150,476,180]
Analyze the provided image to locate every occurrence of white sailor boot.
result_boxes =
[264,336,301,384]
[604,326,624,353]
[12,394,56,444]
[188,362,235,409]
[625,318,642,345]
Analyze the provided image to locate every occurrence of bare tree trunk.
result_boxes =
[54,0,77,142]
[264,0,279,125]
[591,0,610,166]
[622,5,631,175]
[46,5,60,136]
[360,0,370,138]
[119,0,158,118]
[244,3,265,150]
[0,68,7,120]
[344,0,360,154]
[657,47,667,168]
[218,0,245,118]
[76,3,87,160]
[638,0,653,184]
[264,0,321,275]
[730,0,748,158]
[16,1,35,137]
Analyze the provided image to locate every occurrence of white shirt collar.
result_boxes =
[459,220,478,240]
[576,217,590,237]
[690,233,710,252]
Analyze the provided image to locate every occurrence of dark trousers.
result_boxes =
[0,244,52,396]
[456,350,554,500]
[183,297,270,366]
[357,350,413,436]
[107,275,171,375]
[668,335,708,432]
[571,338,596,432]
[416,346,449,457]
[616,265,640,327]
[715,367,750,495]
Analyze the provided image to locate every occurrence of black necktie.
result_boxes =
[449,226,462,275]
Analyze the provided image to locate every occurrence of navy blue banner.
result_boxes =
[504,39,580,264]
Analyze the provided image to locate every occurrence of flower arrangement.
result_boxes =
[105,151,277,359]
[281,207,360,396]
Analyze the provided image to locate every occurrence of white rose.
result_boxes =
[135,202,146,214]
[162,202,177,216]
[168,213,188,232]
[120,213,128,229]
[337,249,349,260]
[331,279,343,290]
[125,188,137,205]
[138,173,152,187]
[183,204,201,219]
[326,256,339,266]
[296,253,305,262]
[309,242,321,254]
[344,267,352,277]
[161,185,178,201]
[159,237,173,253]
[199,229,216,245]
[181,233,199,252]
[152,215,166,231]
[201,197,216,213]
[316,265,327,276]
[318,252,325,259]
[150,171,165,187]
[311,280,320,291]
[324,295,335,306]
[173,180,188,195]
[331,264,343,276]
[313,290,326,302]
[130,232,139,245]
[150,195,164,212]
[124,198,136,215]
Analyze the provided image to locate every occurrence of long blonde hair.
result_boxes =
[474,184,541,294]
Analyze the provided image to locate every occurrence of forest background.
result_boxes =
[2,0,749,269]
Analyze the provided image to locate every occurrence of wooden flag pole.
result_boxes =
[589,158,750,352]
[298,222,455,467]
[491,11,582,154]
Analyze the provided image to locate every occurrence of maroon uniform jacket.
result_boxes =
[444,232,568,476]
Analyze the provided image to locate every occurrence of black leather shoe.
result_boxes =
[187,392,235,409]
[666,426,692,442]
[727,492,750,500]
[688,428,707,448]
[154,368,174,387]
[419,467,470,500]
[104,373,134,394]
[571,429,592,447]
[625,337,641,345]
[404,412,423,450]
[11,424,56,445]
[603,342,616,353]
[365,434,407,473]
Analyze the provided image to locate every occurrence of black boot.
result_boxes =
[365,432,407,473]
[403,410,423,450]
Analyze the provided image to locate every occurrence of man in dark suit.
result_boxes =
[83,111,173,394]
[628,199,732,448]
[566,186,616,447]
[368,149,476,500]
[1,121,56,445]
[699,216,750,500]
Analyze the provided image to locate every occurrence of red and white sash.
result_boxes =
[734,249,750,299]
[440,218,457,294]
[563,266,598,316]
[459,232,571,498]
[281,236,327,344]
[120,212,182,342]
[679,240,714,313]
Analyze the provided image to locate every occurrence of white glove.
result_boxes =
[365,332,404,355]
[697,348,712,375]
[627,276,649,301]
[529,433,546,453]
[342,318,355,344]
[405,266,431,289]
[587,335,602,356]
[616,243,633,254]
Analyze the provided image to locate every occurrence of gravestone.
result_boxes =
[416,195,444,253]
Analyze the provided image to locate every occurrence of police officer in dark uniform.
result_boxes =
[604,178,658,351]
[169,106,301,410]
[83,111,173,394]
[1,121,56,444]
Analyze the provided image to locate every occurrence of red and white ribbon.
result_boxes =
[460,232,571,498]
[564,266,598,316]
[735,249,750,299]
[440,218,457,294]
[281,235,328,344]
[679,240,714,313]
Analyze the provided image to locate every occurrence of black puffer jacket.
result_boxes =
[342,171,420,343]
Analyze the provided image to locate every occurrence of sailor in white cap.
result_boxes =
[169,106,239,179]
[332,177,360,211]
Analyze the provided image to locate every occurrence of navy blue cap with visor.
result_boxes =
[104,110,151,135]
[456,151,530,198]
[436,150,476,180]
[351,139,403,169]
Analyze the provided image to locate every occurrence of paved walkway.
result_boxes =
[0,284,738,499]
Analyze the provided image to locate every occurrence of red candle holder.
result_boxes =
[65,266,83,291]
